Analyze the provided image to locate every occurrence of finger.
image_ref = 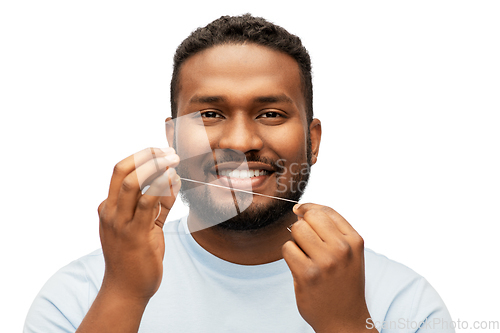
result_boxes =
[289,218,325,259]
[282,240,311,278]
[133,168,181,230]
[115,154,180,222]
[300,209,344,243]
[158,168,182,221]
[107,147,175,207]
[155,178,181,229]
[294,203,357,236]
[97,200,106,216]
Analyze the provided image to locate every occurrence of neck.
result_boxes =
[187,211,297,265]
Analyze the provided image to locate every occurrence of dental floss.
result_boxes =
[178,177,300,204]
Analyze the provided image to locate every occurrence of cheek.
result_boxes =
[175,123,213,161]
[264,123,308,162]
[174,122,216,179]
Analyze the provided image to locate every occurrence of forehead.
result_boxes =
[176,43,306,117]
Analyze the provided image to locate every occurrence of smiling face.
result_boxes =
[169,43,321,231]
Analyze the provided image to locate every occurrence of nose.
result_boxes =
[217,116,264,153]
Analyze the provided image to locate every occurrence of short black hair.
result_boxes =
[170,14,313,124]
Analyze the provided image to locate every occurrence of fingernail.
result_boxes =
[172,174,181,185]
[294,204,301,210]
[166,167,176,177]
[166,168,180,185]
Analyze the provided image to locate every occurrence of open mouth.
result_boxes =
[216,169,272,179]
[207,162,276,191]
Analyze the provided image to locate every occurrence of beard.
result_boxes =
[175,138,312,232]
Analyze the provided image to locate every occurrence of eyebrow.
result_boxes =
[189,94,294,105]
[254,94,293,104]
[189,95,225,104]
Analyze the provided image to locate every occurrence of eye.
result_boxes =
[257,110,287,126]
[259,111,281,118]
[201,111,222,118]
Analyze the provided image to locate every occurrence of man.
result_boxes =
[24,14,454,332]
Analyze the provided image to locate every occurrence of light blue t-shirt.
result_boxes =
[24,217,455,332]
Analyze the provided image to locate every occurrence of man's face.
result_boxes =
[170,43,320,231]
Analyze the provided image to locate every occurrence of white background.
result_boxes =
[1,1,499,331]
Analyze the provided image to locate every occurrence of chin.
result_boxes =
[181,185,301,232]
[214,200,296,232]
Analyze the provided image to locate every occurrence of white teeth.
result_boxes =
[219,169,267,179]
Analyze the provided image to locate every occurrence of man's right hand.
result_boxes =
[76,147,181,333]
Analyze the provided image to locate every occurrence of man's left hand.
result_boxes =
[282,203,376,333]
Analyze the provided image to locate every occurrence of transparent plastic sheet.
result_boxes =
[135,112,253,233]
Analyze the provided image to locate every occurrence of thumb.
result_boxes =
[157,168,181,224]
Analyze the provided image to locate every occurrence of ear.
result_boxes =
[309,118,321,165]
[165,117,175,147]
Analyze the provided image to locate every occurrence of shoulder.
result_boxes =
[53,248,105,293]
[363,248,424,310]
[364,247,421,283]
[364,248,454,332]
[24,249,105,333]
[41,248,105,301]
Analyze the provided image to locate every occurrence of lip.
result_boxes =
[213,173,271,191]
[204,166,274,192]
[210,161,276,174]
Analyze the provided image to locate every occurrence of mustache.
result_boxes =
[200,150,285,174]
